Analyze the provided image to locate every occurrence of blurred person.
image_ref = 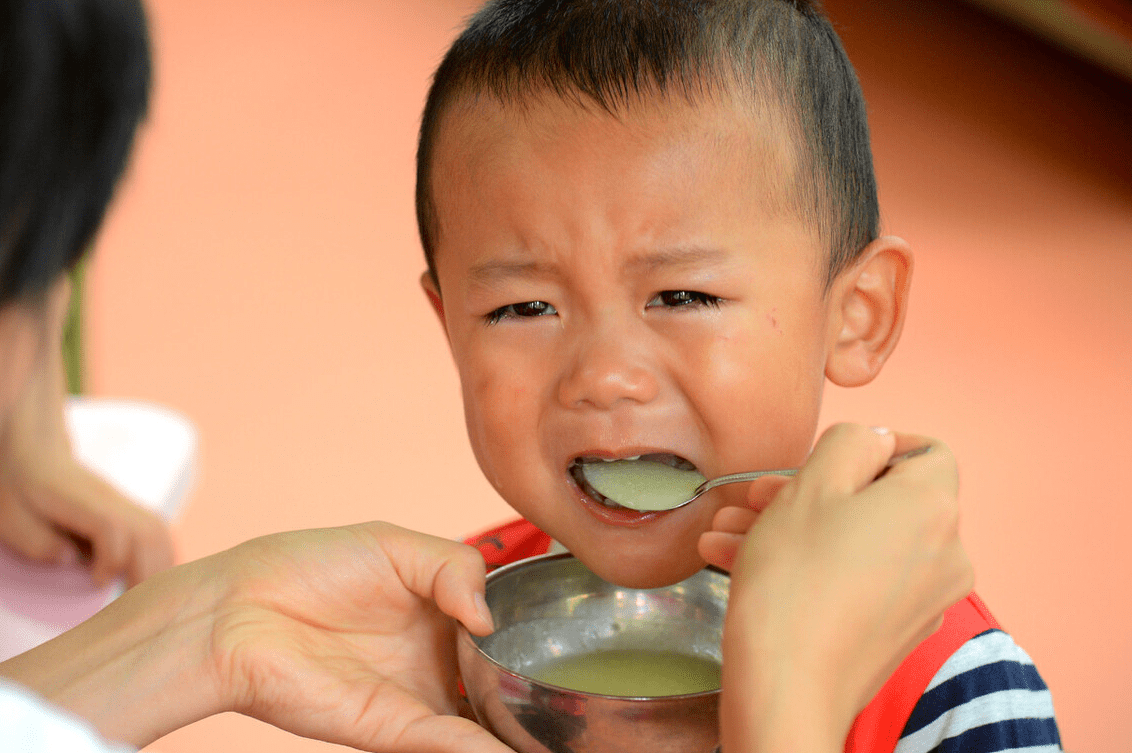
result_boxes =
[0,0,174,587]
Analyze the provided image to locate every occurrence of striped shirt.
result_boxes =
[895,629,1061,753]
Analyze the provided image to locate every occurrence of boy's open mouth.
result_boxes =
[569,453,704,512]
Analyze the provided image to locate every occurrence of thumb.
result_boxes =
[363,522,494,636]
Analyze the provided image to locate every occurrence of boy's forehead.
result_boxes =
[429,89,806,237]
[436,88,796,168]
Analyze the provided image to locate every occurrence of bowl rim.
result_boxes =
[458,552,727,702]
[485,551,729,584]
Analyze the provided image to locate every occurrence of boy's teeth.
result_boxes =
[580,452,689,468]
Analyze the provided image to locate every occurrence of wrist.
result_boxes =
[721,609,855,753]
[0,558,228,747]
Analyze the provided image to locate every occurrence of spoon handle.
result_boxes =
[699,445,932,494]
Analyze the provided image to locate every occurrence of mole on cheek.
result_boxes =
[766,308,781,332]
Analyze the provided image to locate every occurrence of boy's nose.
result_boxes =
[556,325,660,410]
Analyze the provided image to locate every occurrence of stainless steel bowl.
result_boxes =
[457,553,728,753]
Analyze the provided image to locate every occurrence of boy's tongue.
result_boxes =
[577,455,706,512]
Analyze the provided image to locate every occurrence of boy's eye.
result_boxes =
[485,300,558,324]
[646,290,723,309]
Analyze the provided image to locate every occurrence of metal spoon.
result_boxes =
[672,445,933,510]
[583,446,933,512]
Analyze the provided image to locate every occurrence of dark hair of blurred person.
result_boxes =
[0,0,150,308]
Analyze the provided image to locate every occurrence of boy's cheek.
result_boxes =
[461,385,546,493]
[463,369,537,437]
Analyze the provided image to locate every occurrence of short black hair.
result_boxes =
[0,0,151,307]
[416,0,878,288]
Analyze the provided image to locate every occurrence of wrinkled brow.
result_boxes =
[467,246,730,287]
[467,259,557,286]
[625,246,730,273]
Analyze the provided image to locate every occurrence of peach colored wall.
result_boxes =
[86,1,1129,751]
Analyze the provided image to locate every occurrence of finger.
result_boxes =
[698,530,743,572]
[87,522,131,588]
[798,423,897,496]
[365,523,494,636]
[889,430,940,459]
[743,474,792,513]
[867,434,962,566]
[32,471,168,587]
[124,513,176,587]
[427,544,494,636]
[44,493,131,588]
[712,506,758,535]
[877,432,958,498]
[0,490,79,564]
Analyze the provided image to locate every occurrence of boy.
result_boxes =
[0,1,986,751]
[414,1,1061,751]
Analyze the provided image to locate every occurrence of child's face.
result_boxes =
[425,93,849,587]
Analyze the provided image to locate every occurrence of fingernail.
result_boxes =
[474,592,495,632]
[870,426,892,436]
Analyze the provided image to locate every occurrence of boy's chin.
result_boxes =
[576,548,709,589]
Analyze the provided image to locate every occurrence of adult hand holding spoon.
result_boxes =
[699,425,946,571]
[705,423,973,753]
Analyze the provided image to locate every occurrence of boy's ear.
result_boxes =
[825,236,913,387]
[419,271,447,330]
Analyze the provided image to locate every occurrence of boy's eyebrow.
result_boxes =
[467,259,556,285]
[624,246,731,273]
[467,246,731,286]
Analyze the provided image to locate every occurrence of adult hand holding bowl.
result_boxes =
[457,554,728,753]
